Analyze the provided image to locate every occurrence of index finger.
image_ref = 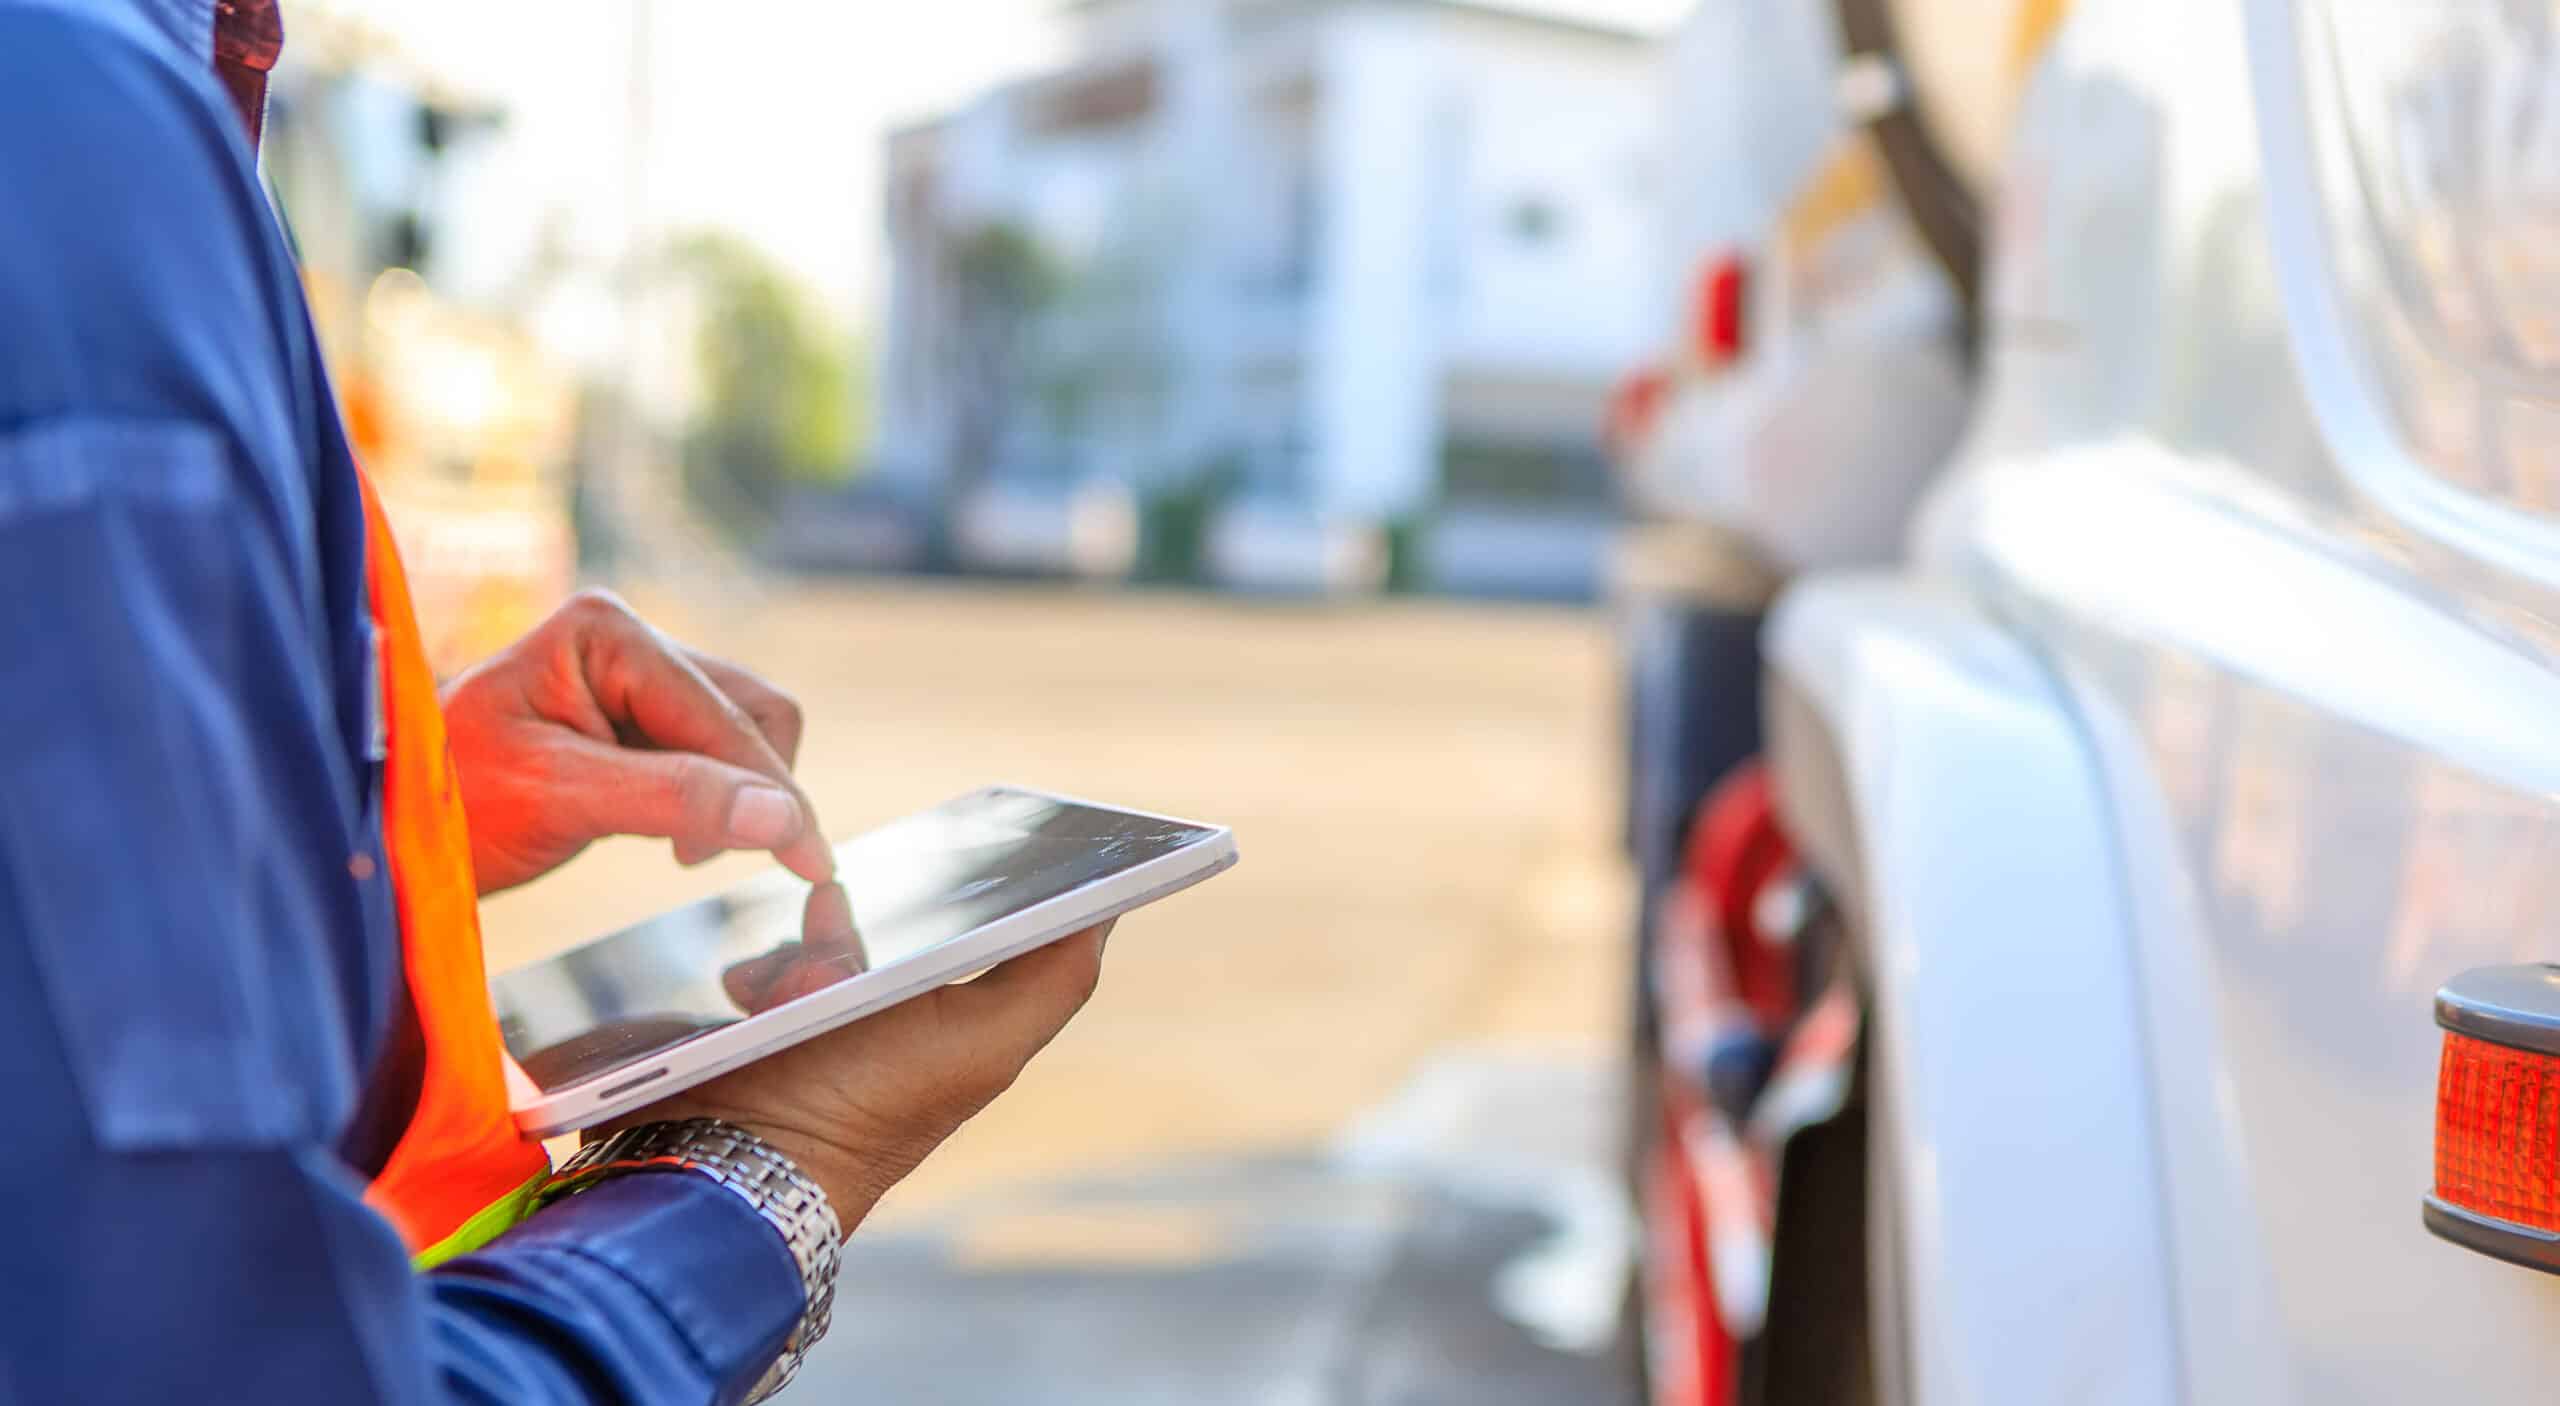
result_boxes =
[687,649,805,767]
[575,601,835,881]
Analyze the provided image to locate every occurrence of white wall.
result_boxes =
[1433,14,1658,379]
[1017,131,1147,265]
[1305,9,1447,520]
[872,125,947,490]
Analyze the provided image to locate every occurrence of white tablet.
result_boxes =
[491,786,1238,1136]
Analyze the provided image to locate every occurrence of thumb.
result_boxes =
[939,924,1111,1068]
[549,734,823,875]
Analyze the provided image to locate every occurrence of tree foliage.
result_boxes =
[666,231,864,531]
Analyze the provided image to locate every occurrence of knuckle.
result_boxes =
[955,1058,1023,1109]
[564,587,637,633]
[659,754,721,819]
[673,752,728,801]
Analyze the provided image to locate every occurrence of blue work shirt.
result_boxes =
[0,2,806,1400]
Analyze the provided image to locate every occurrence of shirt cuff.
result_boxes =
[481,1169,810,1391]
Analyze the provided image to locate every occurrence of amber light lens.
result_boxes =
[2436,1031,2560,1233]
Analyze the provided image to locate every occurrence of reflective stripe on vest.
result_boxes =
[353,471,551,1265]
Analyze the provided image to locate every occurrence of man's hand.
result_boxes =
[629,890,1111,1231]
[441,589,836,896]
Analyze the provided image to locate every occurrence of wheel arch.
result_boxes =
[1762,573,2181,1406]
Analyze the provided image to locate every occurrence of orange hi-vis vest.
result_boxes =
[352,472,551,1267]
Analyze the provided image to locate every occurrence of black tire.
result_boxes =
[1743,1042,1878,1406]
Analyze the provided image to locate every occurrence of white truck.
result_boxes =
[1633,0,2560,1401]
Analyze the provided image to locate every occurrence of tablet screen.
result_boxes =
[491,790,1217,1095]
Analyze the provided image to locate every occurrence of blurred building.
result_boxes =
[873,0,1658,594]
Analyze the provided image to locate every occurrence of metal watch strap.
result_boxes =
[538,1118,842,1403]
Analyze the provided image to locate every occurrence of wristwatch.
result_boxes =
[537,1118,842,1403]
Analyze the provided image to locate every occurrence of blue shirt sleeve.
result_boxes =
[0,7,808,1403]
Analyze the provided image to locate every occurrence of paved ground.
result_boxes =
[478,582,1640,1404]
[800,1051,1640,1405]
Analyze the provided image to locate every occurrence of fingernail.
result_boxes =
[728,785,799,848]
